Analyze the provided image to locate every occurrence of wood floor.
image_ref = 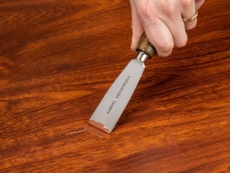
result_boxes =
[0,0,230,172]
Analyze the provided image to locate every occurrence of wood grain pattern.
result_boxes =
[0,0,230,172]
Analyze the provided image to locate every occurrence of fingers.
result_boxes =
[137,1,186,56]
[142,17,174,57]
[129,0,205,57]
[182,0,205,30]
[181,0,197,30]
[158,2,188,48]
[133,0,174,57]
[195,0,205,10]
[130,0,144,51]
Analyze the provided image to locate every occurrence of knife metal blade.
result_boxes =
[82,33,156,138]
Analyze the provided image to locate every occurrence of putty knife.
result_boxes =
[82,33,156,138]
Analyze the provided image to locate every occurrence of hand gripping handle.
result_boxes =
[136,33,157,58]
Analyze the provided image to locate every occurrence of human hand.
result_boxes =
[130,0,205,57]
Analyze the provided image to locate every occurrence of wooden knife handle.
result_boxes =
[136,33,157,58]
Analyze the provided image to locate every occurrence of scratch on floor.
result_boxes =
[65,129,86,135]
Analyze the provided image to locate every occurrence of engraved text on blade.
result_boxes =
[106,76,131,114]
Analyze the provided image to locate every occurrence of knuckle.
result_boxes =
[186,25,195,30]
[161,1,176,17]
[138,3,156,20]
[181,0,193,8]
[158,42,173,56]
[176,39,187,48]
[185,21,197,30]
[138,8,151,19]
[158,51,172,57]
[175,35,187,48]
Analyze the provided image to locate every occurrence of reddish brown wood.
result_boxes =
[0,0,230,172]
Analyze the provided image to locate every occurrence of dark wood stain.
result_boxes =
[0,0,230,172]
